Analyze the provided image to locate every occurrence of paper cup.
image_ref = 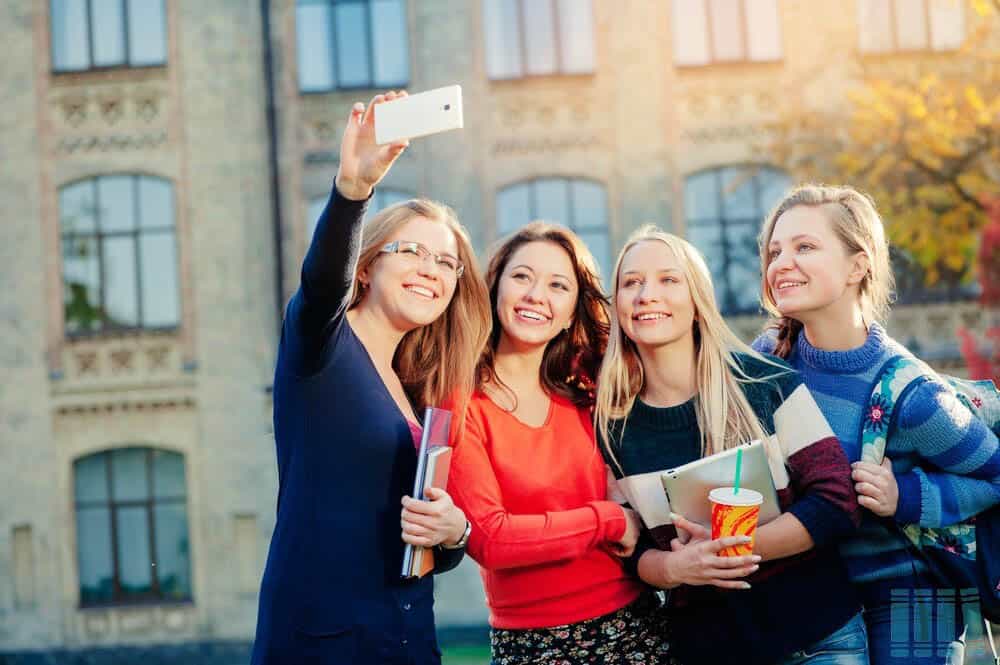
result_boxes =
[709,487,763,557]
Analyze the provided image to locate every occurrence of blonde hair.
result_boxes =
[595,226,785,467]
[348,199,492,425]
[758,184,894,358]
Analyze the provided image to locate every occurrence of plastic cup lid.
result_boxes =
[709,487,764,506]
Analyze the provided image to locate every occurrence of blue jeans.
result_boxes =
[774,613,870,665]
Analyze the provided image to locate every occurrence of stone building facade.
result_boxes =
[0,0,992,660]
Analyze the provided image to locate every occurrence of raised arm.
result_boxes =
[286,93,409,369]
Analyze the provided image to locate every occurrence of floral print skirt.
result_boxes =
[489,591,673,665]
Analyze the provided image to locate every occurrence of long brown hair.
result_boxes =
[349,199,492,425]
[477,222,610,409]
[758,184,894,358]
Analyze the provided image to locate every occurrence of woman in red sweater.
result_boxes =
[448,223,671,664]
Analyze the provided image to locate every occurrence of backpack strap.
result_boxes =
[859,355,933,464]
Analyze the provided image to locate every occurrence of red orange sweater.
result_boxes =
[448,392,642,629]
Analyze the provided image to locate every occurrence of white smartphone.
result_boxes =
[374,85,464,146]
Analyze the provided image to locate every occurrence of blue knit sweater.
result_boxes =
[753,323,1000,584]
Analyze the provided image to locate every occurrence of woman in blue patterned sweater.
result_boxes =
[754,184,1000,664]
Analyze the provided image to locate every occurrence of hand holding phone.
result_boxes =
[335,91,410,200]
[374,85,464,145]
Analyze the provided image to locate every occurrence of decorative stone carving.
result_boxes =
[57,131,168,155]
[75,350,99,375]
[109,349,134,373]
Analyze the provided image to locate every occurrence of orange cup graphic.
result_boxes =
[709,487,763,557]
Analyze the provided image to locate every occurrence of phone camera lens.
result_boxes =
[444,104,451,111]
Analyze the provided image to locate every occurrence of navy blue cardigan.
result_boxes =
[250,187,464,665]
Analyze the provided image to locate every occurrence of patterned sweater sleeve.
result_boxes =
[448,407,626,571]
[891,378,1000,527]
[772,374,862,548]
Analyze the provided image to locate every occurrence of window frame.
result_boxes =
[59,174,181,337]
[684,164,790,316]
[74,447,192,608]
[672,0,783,68]
[495,176,612,278]
[857,0,966,55]
[50,0,168,74]
[484,0,596,80]
[296,0,411,94]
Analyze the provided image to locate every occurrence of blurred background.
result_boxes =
[0,0,997,663]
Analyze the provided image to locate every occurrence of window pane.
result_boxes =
[51,0,91,71]
[685,171,720,221]
[75,454,109,503]
[523,0,558,75]
[534,179,570,225]
[497,185,531,235]
[127,0,167,66]
[726,221,762,312]
[672,0,710,65]
[745,0,782,61]
[111,448,149,502]
[335,2,371,87]
[757,169,791,214]
[929,0,964,50]
[102,236,139,327]
[687,222,725,283]
[153,451,186,499]
[858,0,893,53]
[297,3,335,91]
[895,0,929,50]
[63,236,103,334]
[60,181,97,234]
[139,232,180,328]
[557,0,595,73]
[720,167,756,218]
[97,176,136,232]
[116,506,152,595]
[484,0,523,79]
[708,0,745,61]
[77,506,114,603]
[306,196,326,243]
[154,503,192,598]
[91,0,126,67]
[137,177,173,230]
[371,0,409,85]
[577,230,611,284]
[570,180,607,230]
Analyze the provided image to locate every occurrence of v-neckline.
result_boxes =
[346,318,421,427]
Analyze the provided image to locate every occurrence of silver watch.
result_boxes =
[441,520,471,550]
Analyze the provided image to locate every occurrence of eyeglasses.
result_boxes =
[379,240,465,278]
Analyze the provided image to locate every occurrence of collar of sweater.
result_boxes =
[796,322,888,374]
[629,395,699,431]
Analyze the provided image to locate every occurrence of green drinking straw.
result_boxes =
[733,448,743,494]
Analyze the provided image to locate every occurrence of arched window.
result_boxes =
[306,187,413,242]
[59,175,180,335]
[496,178,611,281]
[74,447,192,605]
[684,165,791,315]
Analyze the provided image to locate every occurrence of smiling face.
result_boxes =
[616,240,697,352]
[495,240,579,351]
[359,215,460,331]
[765,205,868,323]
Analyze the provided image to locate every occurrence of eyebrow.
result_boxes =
[769,234,821,247]
[621,268,682,275]
[510,264,572,281]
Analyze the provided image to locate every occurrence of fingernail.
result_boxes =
[741,582,752,590]
[750,565,759,573]
[752,555,762,563]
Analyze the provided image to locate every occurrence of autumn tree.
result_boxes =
[760,0,999,290]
